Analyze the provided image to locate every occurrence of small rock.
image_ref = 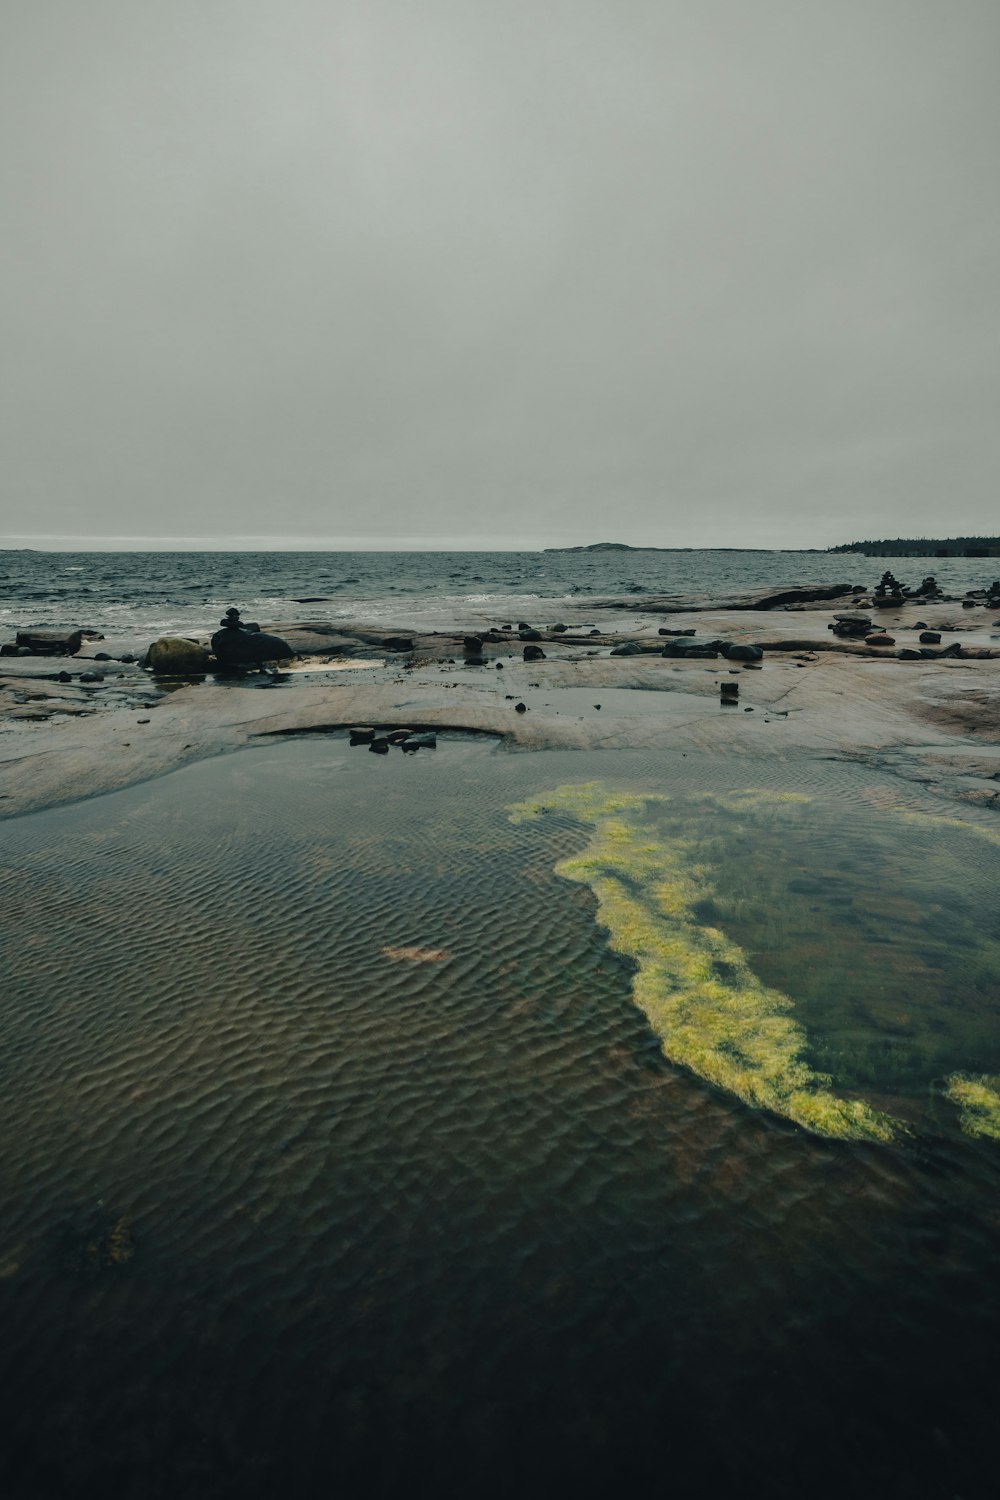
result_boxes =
[368,737,390,754]
[523,644,546,661]
[610,641,643,656]
[349,727,376,744]
[78,671,105,684]
[519,628,543,641]
[918,631,941,644]
[400,735,436,751]
[897,648,923,659]
[723,644,763,662]
[865,634,895,646]
[514,702,527,713]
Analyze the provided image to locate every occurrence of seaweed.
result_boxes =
[511,783,900,1142]
[944,1073,1000,1140]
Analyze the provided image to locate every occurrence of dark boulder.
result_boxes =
[211,626,294,670]
[896,648,922,659]
[349,727,376,744]
[15,628,83,656]
[724,644,764,662]
[610,641,643,656]
[519,628,543,641]
[400,735,436,751]
[523,644,546,661]
[918,631,942,644]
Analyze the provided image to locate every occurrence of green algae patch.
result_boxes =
[511,783,898,1142]
[945,1073,1000,1140]
[899,809,1000,851]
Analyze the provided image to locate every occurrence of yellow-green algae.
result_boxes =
[510,782,899,1142]
[944,1074,1000,1140]
[899,809,1000,850]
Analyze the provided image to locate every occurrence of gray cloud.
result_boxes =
[2,0,998,548]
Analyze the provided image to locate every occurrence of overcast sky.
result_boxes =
[1,0,998,550]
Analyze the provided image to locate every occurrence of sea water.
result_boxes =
[1,547,996,642]
[2,737,999,1497]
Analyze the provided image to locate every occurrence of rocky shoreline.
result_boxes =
[1,584,999,820]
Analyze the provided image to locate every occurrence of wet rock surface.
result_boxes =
[1,590,998,818]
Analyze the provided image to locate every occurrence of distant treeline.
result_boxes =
[829,536,1000,558]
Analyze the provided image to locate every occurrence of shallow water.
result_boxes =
[2,741,1000,1497]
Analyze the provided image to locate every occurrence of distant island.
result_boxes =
[829,536,1000,558]
[544,542,660,552]
[543,542,822,553]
